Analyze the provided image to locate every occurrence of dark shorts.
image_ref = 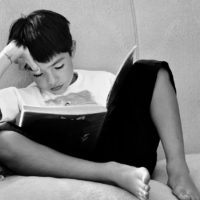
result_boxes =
[0,59,176,175]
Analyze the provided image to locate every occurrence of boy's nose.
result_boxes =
[47,73,57,85]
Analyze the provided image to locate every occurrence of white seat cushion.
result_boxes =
[0,175,178,200]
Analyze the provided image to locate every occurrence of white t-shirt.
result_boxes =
[0,69,115,122]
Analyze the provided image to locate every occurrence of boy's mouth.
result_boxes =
[50,84,63,92]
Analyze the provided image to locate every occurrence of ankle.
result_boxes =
[167,159,190,178]
[103,161,122,184]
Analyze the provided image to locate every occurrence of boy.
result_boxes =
[0,9,199,200]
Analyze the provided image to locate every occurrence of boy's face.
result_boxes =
[29,52,74,95]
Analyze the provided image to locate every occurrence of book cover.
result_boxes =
[17,104,107,158]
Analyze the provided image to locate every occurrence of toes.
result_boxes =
[189,194,199,200]
[136,180,150,200]
[139,196,148,200]
[172,190,191,200]
[138,193,148,200]
[140,180,150,192]
[190,194,200,200]
[173,190,200,200]
[138,188,149,200]
[181,194,191,200]
[143,184,151,192]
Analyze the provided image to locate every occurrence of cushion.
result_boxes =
[0,176,136,200]
[0,175,177,200]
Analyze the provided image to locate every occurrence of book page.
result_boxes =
[106,45,137,105]
[115,45,137,79]
[22,104,107,115]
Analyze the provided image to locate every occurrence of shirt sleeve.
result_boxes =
[0,87,20,122]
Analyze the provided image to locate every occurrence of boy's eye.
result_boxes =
[33,73,43,78]
[55,64,64,70]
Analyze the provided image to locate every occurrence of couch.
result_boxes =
[0,0,200,199]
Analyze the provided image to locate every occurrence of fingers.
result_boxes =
[23,48,40,73]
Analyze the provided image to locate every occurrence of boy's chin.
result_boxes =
[49,89,65,95]
[48,85,68,95]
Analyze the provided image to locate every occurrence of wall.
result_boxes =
[134,0,200,158]
[0,0,137,88]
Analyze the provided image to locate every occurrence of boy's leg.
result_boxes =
[95,59,199,200]
[151,67,200,200]
[95,60,170,175]
[0,123,149,200]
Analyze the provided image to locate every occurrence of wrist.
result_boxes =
[0,50,13,76]
[0,50,12,67]
[1,41,23,64]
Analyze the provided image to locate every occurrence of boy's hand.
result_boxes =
[2,41,39,72]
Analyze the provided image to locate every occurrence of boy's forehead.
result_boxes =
[37,53,67,68]
[51,57,65,66]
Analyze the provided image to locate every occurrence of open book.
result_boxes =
[16,45,137,157]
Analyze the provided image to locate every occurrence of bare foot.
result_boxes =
[168,171,200,200]
[113,164,150,200]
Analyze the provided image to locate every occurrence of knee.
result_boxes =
[0,130,18,160]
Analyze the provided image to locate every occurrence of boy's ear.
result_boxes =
[71,40,76,57]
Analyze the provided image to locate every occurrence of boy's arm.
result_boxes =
[0,46,13,78]
[0,41,39,79]
[0,41,39,122]
[0,44,15,121]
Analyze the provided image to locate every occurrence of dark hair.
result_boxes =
[8,9,73,63]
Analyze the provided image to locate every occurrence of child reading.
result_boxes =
[0,9,199,200]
